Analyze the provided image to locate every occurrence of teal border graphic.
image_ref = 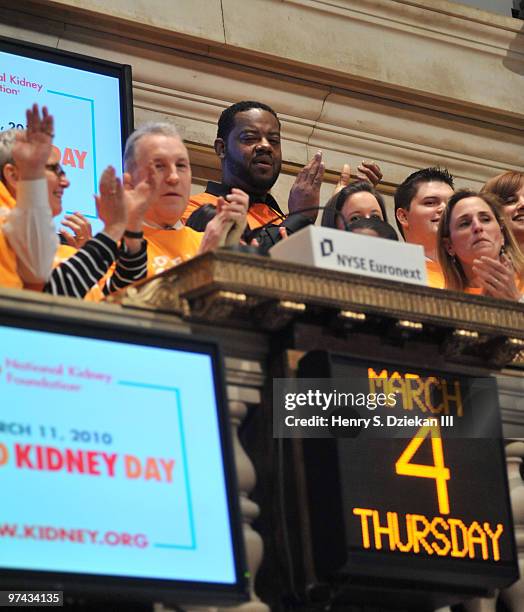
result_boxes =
[47,89,98,200]
[118,381,196,551]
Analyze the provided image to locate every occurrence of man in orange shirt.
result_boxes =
[184,101,324,252]
[123,122,248,276]
[394,168,455,289]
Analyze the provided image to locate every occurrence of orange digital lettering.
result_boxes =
[483,523,504,562]
[392,511,414,552]
[389,372,408,409]
[368,369,388,399]
[367,368,388,379]
[353,508,374,549]
[410,514,433,554]
[406,377,426,413]
[468,521,488,560]
[449,518,468,558]
[371,510,397,551]
[352,508,502,562]
[395,425,450,514]
[430,517,451,556]
[442,379,463,417]
[424,377,443,414]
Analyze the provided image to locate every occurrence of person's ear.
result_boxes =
[396,207,409,231]
[2,163,19,194]
[214,138,226,160]
[443,237,454,256]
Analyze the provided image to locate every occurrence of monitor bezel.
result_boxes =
[0,310,249,607]
[0,34,134,154]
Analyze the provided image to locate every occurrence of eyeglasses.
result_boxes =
[45,163,66,178]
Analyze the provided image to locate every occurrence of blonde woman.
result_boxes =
[437,190,524,301]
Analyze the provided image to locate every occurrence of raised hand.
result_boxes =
[333,163,351,195]
[60,212,93,249]
[356,161,382,186]
[12,104,54,180]
[472,254,521,301]
[332,161,383,195]
[123,163,162,230]
[288,151,325,222]
[94,166,127,242]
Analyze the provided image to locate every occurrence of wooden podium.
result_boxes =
[111,250,524,612]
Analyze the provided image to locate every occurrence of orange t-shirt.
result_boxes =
[144,225,203,276]
[0,222,22,289]
[53,243,79,266]
[184,183,285,230]
[426,259,445,289]
[0,182,16,219]
[0,183,22,288]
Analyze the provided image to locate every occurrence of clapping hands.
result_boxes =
[199,188,249,253]
[472,254,521,301]
[288,151,325,222]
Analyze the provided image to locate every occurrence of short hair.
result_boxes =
[321,180,388,228]
[394,167,454,237]
[185,204,217,232]
[0,129,19,184]
[482,171,524,204]
[124,122,181,173]
[437,189,524,291]
[347,216,398,241]
[216,101,280,141]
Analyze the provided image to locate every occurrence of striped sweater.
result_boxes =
[43,232,147,299]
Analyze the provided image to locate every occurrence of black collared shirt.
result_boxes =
[204,181,285,217]
[204,181,312,253]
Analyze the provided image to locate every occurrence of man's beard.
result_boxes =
[226,157,281,194]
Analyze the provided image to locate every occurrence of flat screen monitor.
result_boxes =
[0,35,133,234]
[0,313,248,607]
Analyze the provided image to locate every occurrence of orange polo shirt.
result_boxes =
[183,182,285,230]
[426,258,445,289]
[0,222,22,289]
[0,182,16,217]
[0,184,23,289]
[144,224,203,276]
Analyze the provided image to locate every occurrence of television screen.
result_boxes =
[0,316,248,607]
[0,35,133,234]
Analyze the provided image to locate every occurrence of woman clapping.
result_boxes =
[437,190,524,301]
